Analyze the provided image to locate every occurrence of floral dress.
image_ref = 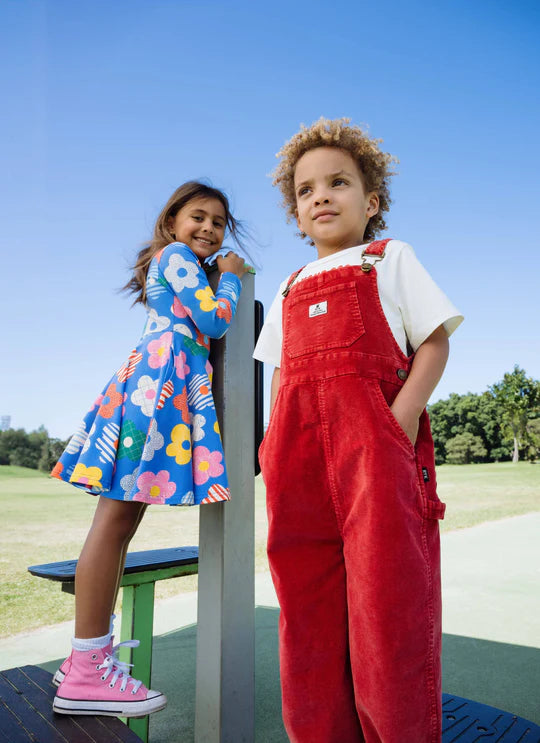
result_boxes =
[52,242,242,506]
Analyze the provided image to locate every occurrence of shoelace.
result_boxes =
[97,639,143,694]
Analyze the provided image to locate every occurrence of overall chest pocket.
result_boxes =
[283,280,365,359]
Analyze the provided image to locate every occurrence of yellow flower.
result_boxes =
[70,464,103,490]
[166,424,192,465]
[195,286,219,312]
[214,420,220,435]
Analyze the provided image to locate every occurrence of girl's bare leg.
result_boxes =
[75,497,147,638]
[112,504,147,613]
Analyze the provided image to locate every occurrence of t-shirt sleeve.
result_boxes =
[395,242,464,351]
[253,281,286,367]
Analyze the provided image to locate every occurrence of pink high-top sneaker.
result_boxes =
[53,635,129,686]
[53,642,167,717]
[54,616,117,687]
[53,653,71,686]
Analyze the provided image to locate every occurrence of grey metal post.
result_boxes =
[194,273,255,743]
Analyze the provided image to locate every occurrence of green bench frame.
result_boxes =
[28,546,199,742]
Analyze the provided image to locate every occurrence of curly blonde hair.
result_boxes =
[272,117,398,242]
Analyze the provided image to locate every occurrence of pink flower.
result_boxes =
[133,470,177,504]
[147,332,173,369]
[174,350,190,379]
[193,446,224,485]
[172,297,189,318]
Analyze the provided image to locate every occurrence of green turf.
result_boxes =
[1,463,538,638]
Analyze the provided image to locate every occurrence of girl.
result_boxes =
[254,119,463,743]
[51,181,249,718]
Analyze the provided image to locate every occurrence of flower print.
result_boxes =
[193,446,224,485]
[70,463,103,490]
[90,394,104,412]
[214,420,220,435]
[216,298,232,323]
[219,278,239,302]
[195,286,219,312]
[146,262,168,300]
[118,420,146,462]
[201,483,230,503]
[164,253,199,292]
[131,375,159,417]
[51,461,64,479]
[187,374,214,410]
[82,423,96,454]
[185,336,208,356]
[141,419,165,462]
[191,413,206,442]
[195,328,210,351]
[180,491,195,505]
[156,380,174,410]
[65,422,89,455]
[96,422,120,464]
[133,470,176,504]
[116,349,143,383]
[120,466,139,499]
[173,387,190,424]
[173,323,193,338]
[166,423,192,465]
[148,331,173,369]
[174,351,190,380]
[144,308,171,335]
[172,297,189,318]
[98,383,124,419]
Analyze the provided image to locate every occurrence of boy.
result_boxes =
[254,118,463,743]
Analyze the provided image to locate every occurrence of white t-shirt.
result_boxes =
[253,240,463,367]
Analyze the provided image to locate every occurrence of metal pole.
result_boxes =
[194,273,255,743]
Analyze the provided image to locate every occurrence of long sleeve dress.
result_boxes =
[51,242,242,506]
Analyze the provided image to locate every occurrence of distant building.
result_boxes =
[0,416,11,431]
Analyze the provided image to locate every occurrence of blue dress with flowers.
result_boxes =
[52,242,242,506]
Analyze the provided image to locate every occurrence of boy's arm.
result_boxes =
[270,367,281,415]
[390,324,449,445]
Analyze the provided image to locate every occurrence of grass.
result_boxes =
[1,462,539,638]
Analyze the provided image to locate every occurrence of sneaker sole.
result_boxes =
[53,693,167,718]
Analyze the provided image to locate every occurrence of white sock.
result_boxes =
[109,613,116,635]
[71,631,111,652]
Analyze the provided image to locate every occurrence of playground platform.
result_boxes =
[1,512,539,742]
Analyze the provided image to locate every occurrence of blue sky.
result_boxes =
[1,0,539,438]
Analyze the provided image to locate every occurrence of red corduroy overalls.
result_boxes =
[259,240,445,743]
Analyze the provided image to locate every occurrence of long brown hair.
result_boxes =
[123,181,246,305]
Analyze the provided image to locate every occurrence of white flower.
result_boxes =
[173,323,193,337]
[66,423,89,455]
[120,466,139,499]
[191,413,206,441]
[131,375,159,417]
[164,254,199,292]
[141,420,165,461]
[144,308,171,334]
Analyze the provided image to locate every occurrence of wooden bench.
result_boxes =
[0,665,144,742]
[28,546,199,742]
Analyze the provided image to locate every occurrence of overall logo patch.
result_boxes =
[422,466,430,482]
[309,301,328,318]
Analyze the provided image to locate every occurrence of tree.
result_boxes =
[490,366,540,463]
[445,432,487,464]
[428,391,508,463]
[523,418,540,462]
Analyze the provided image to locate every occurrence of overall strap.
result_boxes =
[362,238,392,257]
[282,266,306,297]
[360,238,392,273]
